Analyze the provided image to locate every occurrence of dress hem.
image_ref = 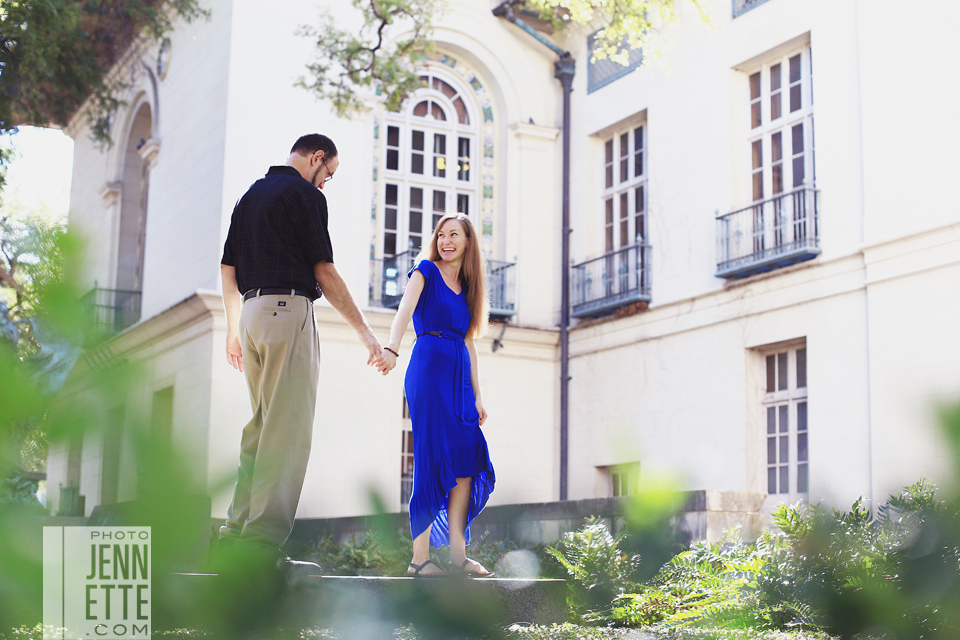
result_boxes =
[408,440,496,548]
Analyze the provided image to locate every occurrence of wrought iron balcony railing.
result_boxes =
[81,287,142,336]
[370,250,418,310]
[370,252,518,318]
[572,243,651,318]
[715,187,820,279]
[487,259,517,318]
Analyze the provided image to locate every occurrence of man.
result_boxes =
[218,134,381,573]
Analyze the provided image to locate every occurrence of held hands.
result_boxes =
[374,346,398,375]
[226,332,243,372]
[359,328,383,367]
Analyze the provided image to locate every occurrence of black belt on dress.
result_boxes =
[243,288,311,301]
[416,330,470,421]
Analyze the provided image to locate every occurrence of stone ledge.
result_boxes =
[165,573,567,632]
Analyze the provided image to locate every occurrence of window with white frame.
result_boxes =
[382,71,478,257]
[601,124,647,254]
[400,395,413,511]
[747,46,814,205]
[604,462,640,497]
[761,345,808,500]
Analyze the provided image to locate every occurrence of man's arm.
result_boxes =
[220,264,244,372]
[313,261,382,365]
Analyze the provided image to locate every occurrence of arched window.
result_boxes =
[381,70,478,257]
[117,101,152,294]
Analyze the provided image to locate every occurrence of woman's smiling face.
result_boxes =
[437,218,467,263]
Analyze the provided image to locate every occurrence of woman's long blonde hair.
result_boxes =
[418,213,489,339]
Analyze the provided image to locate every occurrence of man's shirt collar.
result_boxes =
[266,165,302,178]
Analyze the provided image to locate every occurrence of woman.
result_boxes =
[375,213,496,577]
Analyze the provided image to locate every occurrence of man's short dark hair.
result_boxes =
[291,134,338,159]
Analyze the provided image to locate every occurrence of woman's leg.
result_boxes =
[448,477,490,574]
[408,524,442,575]
[447,477,471,562]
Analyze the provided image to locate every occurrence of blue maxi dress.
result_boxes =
[405,259,496,548]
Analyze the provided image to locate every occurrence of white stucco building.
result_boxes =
[47,0,960,534]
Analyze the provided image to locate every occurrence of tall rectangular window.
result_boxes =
[746,46,814,205]
[411,130,425,175]
[457,138,470,181]
[386,126,400,171]
[378,69,478,275]
[145,386,174,498]
[762,344,809,499]
[384,183,399,256]
[101,405,124,505]
[600,123,647,254]
[408,187,424,253]
[401,396,414,510]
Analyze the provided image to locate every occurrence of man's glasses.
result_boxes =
[321,158,334,183]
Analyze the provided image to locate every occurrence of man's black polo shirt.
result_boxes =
[221,166,333,300]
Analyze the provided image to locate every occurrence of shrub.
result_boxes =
[545,517,642,621]
[547,479,960,637]
[754,479,960,638]
[595,527,805,630]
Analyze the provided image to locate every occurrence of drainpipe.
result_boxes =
[493,2,575,500]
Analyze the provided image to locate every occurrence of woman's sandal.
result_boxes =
[452,558,495,578]
[407,559,445,577]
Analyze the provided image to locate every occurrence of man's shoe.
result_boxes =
[277,556,322,587]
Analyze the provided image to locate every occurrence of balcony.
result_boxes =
[571,243,651,318]
[82,287,142,337]
[487,259,517,318]
[370,250,418,310]
[370,251,518,319]
[716,187,820,279]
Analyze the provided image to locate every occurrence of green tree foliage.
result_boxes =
[299,0,712,118]
[1,215,66,342]
[298,0,447,117]
[524,0,712,66]
[0,213,77,474]
[0,0,208,148]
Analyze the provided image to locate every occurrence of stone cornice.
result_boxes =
[508,122,560,140]
[62,292,221,391]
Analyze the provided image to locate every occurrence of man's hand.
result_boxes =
[226,331,243,372]
[221,264,244,373]
[359,328,382,366]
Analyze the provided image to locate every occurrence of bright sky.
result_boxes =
[2,126,75,224]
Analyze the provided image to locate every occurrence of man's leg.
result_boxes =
[240,295,320,548]
[219,303,263,540]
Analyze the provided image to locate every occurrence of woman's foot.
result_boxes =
[451,557,494,578]
[407,558,445,577]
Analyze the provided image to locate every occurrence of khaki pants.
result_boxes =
[219,292,320,548]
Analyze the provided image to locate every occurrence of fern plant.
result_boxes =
[545,517,641,621]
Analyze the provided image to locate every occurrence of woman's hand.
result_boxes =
[375,348,398,375]
[476,398,488,426]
